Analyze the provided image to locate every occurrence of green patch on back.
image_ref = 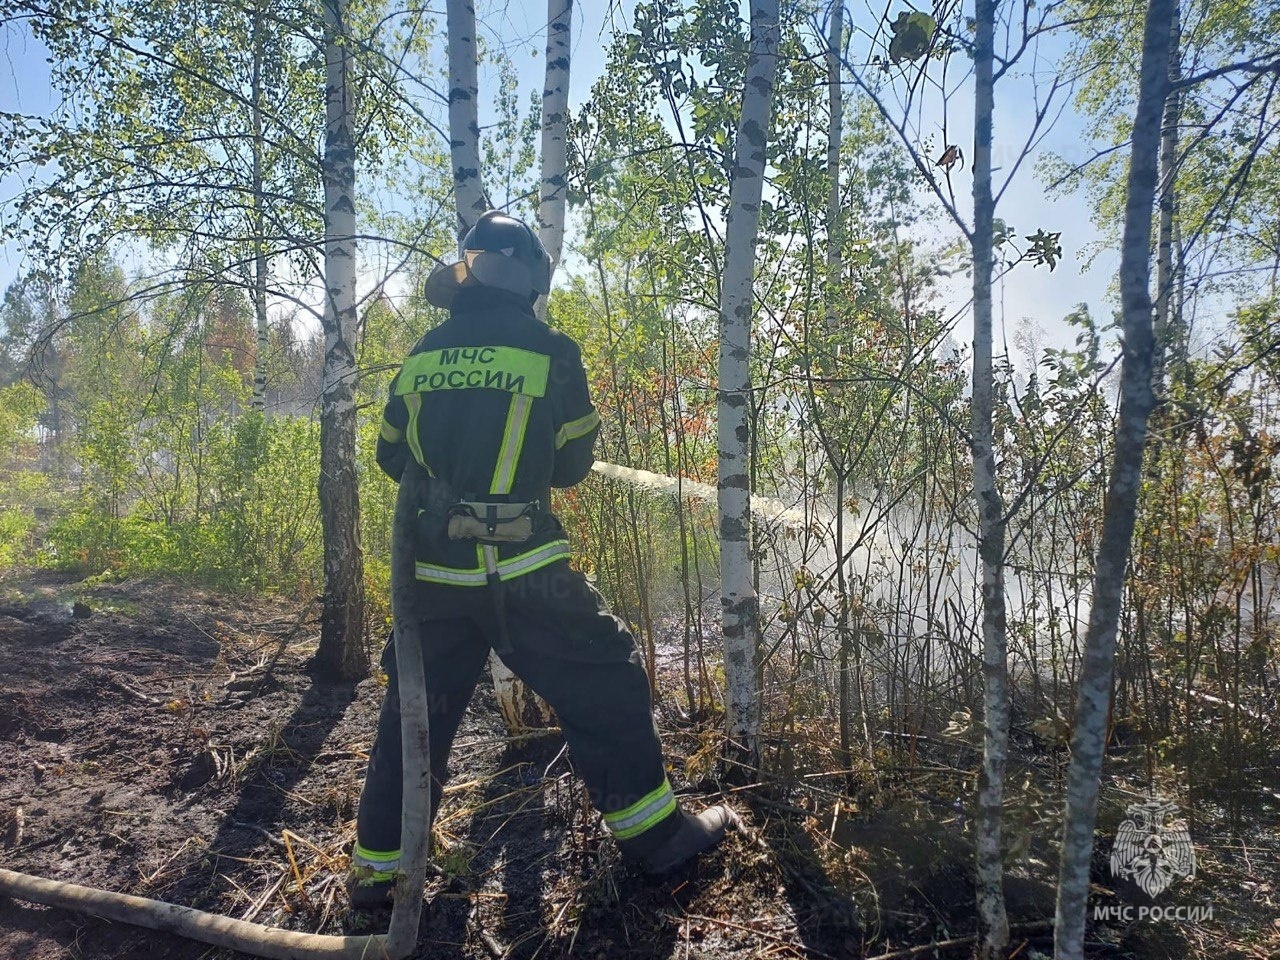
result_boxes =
[395,347,550,398]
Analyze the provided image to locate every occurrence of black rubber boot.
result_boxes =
[641,805,736,875]
[346,873,395,910]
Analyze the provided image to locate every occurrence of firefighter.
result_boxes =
[348,210,734,908]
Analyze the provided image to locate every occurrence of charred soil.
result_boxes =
[0,572,1275,959]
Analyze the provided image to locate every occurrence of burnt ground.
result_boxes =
[0,571,1276,960]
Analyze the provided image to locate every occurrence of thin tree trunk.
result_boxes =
[250,2,269,414]
[535,0,572,324]
[1053,0,1173,954]
[445,0,486,237]
[827,0,849,784]
[717,0,779,771]
[825,0,843,339]
[1151,3,1181,396]
[971,0,1010,953]
[315,0,367,682]
[443,0,551,730]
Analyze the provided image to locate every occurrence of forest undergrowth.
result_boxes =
[1,571,1275,960]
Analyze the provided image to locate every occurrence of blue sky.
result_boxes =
[0,0,1118,364]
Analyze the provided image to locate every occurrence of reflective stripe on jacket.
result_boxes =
[376,288,600,583]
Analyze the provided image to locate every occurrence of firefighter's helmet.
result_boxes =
[424,211,552,309]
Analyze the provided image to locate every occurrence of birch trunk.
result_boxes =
[1151,4,1181,396]
[971,0,1010,953]
[490,0,575,726]
[824,0,842,339]
[445,0,486,238]
[717,0,779,770]
[443,0,552,731]
[1053,0,1173,954]
[250,3,268,413]
[534,0,572,323]
[315,0,367,682]
[826,0,851,778]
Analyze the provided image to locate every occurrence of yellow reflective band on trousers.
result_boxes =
[352,842,401,881]
[395,346,550,398]
[602,778,677,840]
[555,410,600,449]
[491,394,533,494]
[414,539,570,586]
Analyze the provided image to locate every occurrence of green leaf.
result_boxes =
[888,11,937,64]
[1025,228,1063,271]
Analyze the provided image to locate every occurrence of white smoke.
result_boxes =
[590,460,810,529]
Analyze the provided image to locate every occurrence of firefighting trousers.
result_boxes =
[352,560,682,876]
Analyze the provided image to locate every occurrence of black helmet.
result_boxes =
[424,210,553,309]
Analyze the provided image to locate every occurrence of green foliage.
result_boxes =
[2,258,323,593]
[1024,229,1062,271]
[0,381,43,448]
[1047,0,1280,286]
[42,407,322,592]
[0,362,57,572]
[0,508,37,568]
[887,12,937,64]
[481,48,542,215]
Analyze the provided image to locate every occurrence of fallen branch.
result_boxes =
[112,678,162,705]
[469,900,507,959]
[1181,686,1270,724]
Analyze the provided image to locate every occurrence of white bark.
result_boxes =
[316,0,366,681]
[534,0,572,324]
[494,0,572,727]
[717,0,779,768]
[489,660,552,731]
[445,0,486,238]
[1152,5,1182,395]
[250,4,269,413]
[971,0,1009,954]
[441,0,552,731]
[824,0,842,338]
[1053,0,1173,954]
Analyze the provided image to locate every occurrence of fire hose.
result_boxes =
[0,462,436,959]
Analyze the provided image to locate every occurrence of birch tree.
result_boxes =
[840,2,1080,951]
[445,0,487,237]
[969,1,1010,954]
[494,0,573,730]
[1151,4,1181,395]
[1052,0,1174,953]
[535,0,573,324]
[314,0,367,681]
[440,0,559,731]
[718,0,780,769]
[824,0,843,340]
[249,2,270,412]
[489,0,574,727]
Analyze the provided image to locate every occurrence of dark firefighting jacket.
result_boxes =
[376,289,600,585]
